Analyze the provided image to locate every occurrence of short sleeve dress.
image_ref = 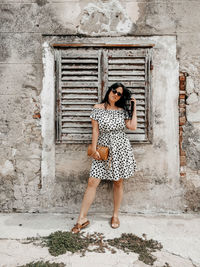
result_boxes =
[89,106,137,181]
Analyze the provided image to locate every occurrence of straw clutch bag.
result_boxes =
[87,144,109,160]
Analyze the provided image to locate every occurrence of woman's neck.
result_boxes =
[105,102,118,110]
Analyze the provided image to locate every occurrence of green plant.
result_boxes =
[17,260,65,267]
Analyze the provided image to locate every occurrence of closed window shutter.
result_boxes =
[55,46,152,144]
[55,49,102,143]
[105,48,152,142]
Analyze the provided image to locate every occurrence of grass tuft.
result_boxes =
[21,231,165,266]
[17,260,65,267]
[106,233,163,265]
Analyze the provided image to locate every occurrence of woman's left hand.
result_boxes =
[130,96,136,105]
[130,96,136,112]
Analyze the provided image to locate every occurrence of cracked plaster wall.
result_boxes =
[0,0,200,213]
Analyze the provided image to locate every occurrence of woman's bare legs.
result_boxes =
[112,178,123,227]
[76,177,101,225]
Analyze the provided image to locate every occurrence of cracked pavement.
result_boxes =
[0,213,200,267]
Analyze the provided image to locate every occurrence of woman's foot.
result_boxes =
[71,217,90,234]
[77,217,88,225]
[111,216,120,229]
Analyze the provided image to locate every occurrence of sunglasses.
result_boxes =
[111,88,122,97]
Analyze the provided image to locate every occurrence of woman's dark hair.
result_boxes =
[100,82,132,117]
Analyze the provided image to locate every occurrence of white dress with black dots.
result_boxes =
[89,107,137,181]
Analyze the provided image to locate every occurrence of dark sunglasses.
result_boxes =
[111,88,122,97]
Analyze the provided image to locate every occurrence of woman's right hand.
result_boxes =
[92,150,101,160]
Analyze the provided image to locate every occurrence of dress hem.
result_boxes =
[89,174,135,181]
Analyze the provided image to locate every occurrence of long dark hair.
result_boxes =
[100,82,132,117]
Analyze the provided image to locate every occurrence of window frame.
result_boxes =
[54,43,154,144]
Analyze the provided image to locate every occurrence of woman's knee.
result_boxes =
[87,177,101,189]
[113,178,123,188]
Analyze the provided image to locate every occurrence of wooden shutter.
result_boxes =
[55,46,152,144]
[104,48,152,142]
[55,48,102,143]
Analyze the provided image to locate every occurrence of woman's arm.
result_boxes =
[125,97,137,130]
[90,117,101,160]
[91,119,99,151]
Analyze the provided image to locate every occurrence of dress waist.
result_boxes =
[100,129,124,135]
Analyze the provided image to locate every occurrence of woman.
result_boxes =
[71,82,137,233]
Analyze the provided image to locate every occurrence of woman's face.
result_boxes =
[108,86,123,103]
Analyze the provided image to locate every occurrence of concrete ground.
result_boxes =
[0,212,200,267]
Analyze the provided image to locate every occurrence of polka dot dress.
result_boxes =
[89,107,137,181]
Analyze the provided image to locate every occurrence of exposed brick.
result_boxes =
[179,78,185,83]
[179,94,185,99]
[179,136,183,144]
[179,99,185,104]
[33,113,41,119]
[179,117,186,125]
[180,172,186,177]
[179,73,187,174]
[179,75,186,81]
[179,109,186,117]
[179,103,186,108]
[180,156,186,166]
[180,149,186,156]
[180,85,186,91]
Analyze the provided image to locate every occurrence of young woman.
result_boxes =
[71,82,137,233]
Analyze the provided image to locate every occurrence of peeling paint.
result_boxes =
[78,0,133,35]
[0,160,15,176]
[182,122,200,171]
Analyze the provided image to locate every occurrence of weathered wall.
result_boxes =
[0,0,200,213]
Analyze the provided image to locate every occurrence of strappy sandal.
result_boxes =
[71,220,90,234]
[111,216,120,229]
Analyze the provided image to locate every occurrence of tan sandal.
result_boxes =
[111,216,120,229]
[71,220,90,234]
